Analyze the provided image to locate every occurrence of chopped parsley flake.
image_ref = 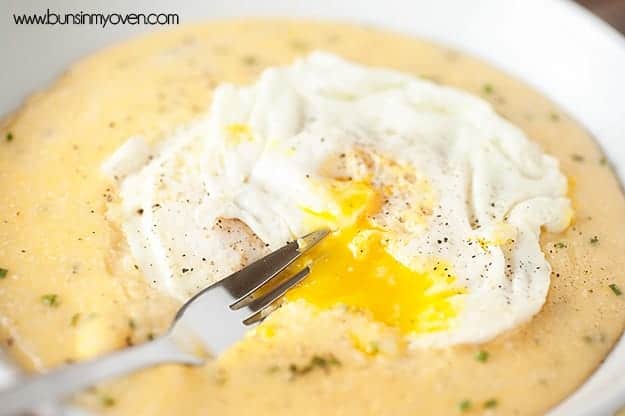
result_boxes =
[571,154,585,162]
[41,294,59,307]
[100,395,115,407]
[290,39,310,51]
[600,156,608,166]
[459,399,472,412]
[0,268,7,279]
[266,365,280,374]
[482,83,494,94]
[554,241,567,249]
[215,370,228,386]
[609,283,622,296]
[6,132,13,142]
[70,313,81,327]
[589,236,599,245]
[289,353,341,378]
[475,350,489,362]
[242,55,258,66]
[484,398,498,409]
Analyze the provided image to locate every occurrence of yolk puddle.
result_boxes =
[286,180,462,334]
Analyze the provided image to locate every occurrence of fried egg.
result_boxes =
[103,52,571,347]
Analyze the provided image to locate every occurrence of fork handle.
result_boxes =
[0,335,199,416]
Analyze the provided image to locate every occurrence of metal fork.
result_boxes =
[0,228,330,416]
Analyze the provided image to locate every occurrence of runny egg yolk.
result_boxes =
[286,180,463,334]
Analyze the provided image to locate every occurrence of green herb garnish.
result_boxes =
[70,313,81,327]
[483,398,498,409]
[368,341,380,355]
[0,268,7,279]
[242,55,258,66]
[214,369,228,385]
[100,395,115,407]
[6,132,13,142]
[290,39,310,51]
[482,83,494,94]
[554,241,567,249]
[475,350,489,362]
[289,353,341,378]
[41,294,59,307]
[459,399,472,412]
[609,283,622,296]
[590,236,599,245]
[266,365,280,374]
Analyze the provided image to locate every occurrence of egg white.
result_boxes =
[103,52,571,347]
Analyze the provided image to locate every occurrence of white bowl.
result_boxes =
[2,0,625,414]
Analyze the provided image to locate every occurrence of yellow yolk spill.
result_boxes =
[225,123,253,143]
[286,180,462,334]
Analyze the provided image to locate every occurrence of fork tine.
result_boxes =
[228,229,329,309]
[241,266,311,325]
[246,266,310,313]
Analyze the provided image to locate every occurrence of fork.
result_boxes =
[0,228,330,416]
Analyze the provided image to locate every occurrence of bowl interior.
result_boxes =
[2,0,625,414]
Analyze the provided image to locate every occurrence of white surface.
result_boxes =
[1,0,625,414]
